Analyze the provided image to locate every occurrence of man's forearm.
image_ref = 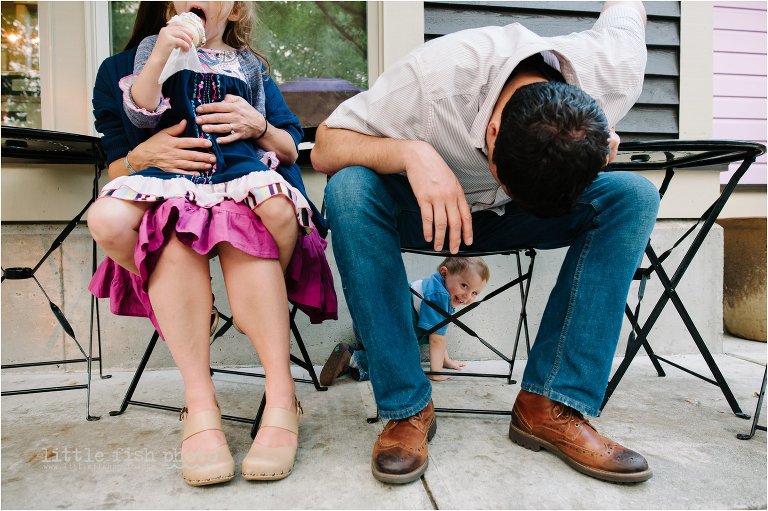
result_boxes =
[311,123,420,175]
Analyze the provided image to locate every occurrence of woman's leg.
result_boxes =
[252,196,299,272]
[87,198,151,275]
[147,234,222,454]
[217,242,297,448]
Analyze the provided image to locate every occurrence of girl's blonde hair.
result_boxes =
[438,257,491,282]
[165,1,270,72]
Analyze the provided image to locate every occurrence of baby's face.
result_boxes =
[441,267,487,308]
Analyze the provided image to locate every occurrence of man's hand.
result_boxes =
[312,125,473,252]
[405,141,473,253]
[607,129,620,164]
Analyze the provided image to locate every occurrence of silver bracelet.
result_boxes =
[124,152,138,175]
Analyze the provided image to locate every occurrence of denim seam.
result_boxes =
[376,385,433,420]
[543,228,594,389]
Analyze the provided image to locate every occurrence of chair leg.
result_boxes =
[508,250,535,384]
[737,367,767,440]
[250,393,267,439]
[289,305,327,391]
[110,331,160,416]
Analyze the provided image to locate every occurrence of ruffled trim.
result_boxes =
[119,74,172,129]
[99,169,313,231]
[89,198,337,336]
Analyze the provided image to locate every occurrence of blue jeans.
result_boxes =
[350,307,425,383]
[325,167,660,418]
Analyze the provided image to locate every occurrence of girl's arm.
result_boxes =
[131,25,195,111]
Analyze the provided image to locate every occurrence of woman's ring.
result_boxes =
[229,124,235,135]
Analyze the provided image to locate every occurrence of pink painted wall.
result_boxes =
[713,1,767,185]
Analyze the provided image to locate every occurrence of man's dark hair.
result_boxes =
[493,81,610,218]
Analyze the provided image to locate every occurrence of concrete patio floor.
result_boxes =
[1,337,765,510]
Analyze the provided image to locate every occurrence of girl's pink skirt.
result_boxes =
[88,198,337,336]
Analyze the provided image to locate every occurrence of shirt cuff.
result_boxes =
[119,74,171,129]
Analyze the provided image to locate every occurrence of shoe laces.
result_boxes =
[553,404,590,428]
[383,411,425,433]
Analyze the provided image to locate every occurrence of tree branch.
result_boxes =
[314,1,365,58]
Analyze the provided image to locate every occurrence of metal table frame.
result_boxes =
[599,140,766,419]
[1,126,112,421]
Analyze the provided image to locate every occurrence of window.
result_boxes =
[108,1,367,128]
[110,1,140,55]
[1,0,40,128]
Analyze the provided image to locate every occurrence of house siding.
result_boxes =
[713,1,767,185]
[424,1,681,140]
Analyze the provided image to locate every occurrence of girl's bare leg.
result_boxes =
[252,197,299,272]
[87,198,151,275]
[147,234,222,454]
[218,242,297,448]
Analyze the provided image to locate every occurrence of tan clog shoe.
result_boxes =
[241,400,303,481]
[179,407,235,486]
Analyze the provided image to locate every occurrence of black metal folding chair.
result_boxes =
[1,127,111,421]
[109,139,329,436]
[365,247,536,423]
[109,303,327,438]
[737,366,766,440]
[600,140,767,419]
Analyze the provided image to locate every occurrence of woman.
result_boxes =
[88,1,335,486]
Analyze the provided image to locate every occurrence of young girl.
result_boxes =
[88,1,336,487]
[91,1,306,274]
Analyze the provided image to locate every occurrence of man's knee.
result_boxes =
[600,172,660,217]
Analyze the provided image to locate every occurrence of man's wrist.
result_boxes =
[403,140,433,171]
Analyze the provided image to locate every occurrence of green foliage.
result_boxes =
[108,1,368,88]
[253,1,367,88]
[110,1,140,53]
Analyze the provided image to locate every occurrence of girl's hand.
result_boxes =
[148,24,195,66]
[195,94,266,145]
[110,120,216,179]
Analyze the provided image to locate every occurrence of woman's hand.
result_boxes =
[195,94,266,143]
[108,120,215,179]
[195,94,298,164]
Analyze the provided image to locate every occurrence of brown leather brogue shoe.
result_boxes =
[371,400,437,484]
[319,342,353,386]
[509,390,652,483]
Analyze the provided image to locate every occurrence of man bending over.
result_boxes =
[312,1,658,484]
